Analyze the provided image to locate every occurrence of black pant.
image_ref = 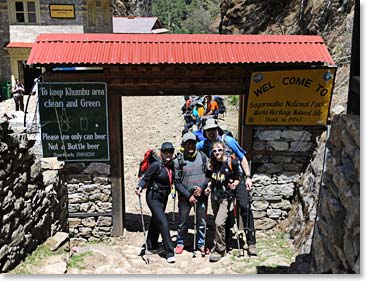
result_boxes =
[13,94,24,111]
[146,189,175,258]
[235,182,256,245]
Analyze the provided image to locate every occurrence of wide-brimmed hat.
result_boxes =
[182,132,197,144]
[161,142,175,152]
[202,118,224,135]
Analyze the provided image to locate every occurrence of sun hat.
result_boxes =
[202,118,224,135]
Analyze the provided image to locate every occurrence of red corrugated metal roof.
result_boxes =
[27,34,335,65]
[7,42,34,48]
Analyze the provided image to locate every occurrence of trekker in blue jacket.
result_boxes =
[197,118,257,256]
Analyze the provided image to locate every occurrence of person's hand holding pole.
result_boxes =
[135,186,143,196]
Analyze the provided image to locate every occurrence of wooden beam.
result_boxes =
[108,94,125,236]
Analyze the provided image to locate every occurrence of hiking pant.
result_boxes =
[176,196,207,249]
[211,195,233,254]
[13,94,24,111]
[146,189,175,258]
[235,182,256,246]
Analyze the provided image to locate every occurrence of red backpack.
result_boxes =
[138,149,161,178]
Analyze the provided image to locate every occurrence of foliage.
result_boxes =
[9,244,65,274]
[152,0,221,33]
[67,251,92,270]
[228,95,239,106]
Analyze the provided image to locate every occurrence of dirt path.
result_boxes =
[6,95,297,274]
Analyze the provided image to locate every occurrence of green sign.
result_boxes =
[38,82,110,161]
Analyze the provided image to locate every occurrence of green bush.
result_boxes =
[229,95,239,106]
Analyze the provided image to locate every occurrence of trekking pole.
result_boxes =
[202,202,208,257]
[192,204,197,258]
[138,195,149,264]
[171,186,177,222]
[233,198,242,258]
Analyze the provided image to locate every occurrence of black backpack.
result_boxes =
[213,96,226,114]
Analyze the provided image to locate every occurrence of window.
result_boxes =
[13,0,38,24]
[86,0,96,26]
[101,0,111,26]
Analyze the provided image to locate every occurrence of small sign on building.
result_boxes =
[49,4,75,19]
[38,82,110,161]
[245,68,337,125]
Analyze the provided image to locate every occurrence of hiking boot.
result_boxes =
[146,246,164,255]
[175,245,184,254]
[166,256,176,263]
[248,244,257,256]
[209,251,224,262]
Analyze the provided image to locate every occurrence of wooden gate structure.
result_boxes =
[27,33,335,236]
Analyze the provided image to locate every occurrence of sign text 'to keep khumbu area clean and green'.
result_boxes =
[38,82,109,161]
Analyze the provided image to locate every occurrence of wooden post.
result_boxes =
[108,94,125,236]
[239,91,253,159]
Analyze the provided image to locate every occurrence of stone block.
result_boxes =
[257,163,282,174]
[97,216,112,227]
[267,208,282,218]
[44,232,69,251]
[84,162,110,175]
[252,200,269,211]
[253,210,266,219]
[255,217,277,230]
[69,193,89,204]
[266,141,289,151]
[282,163,304,172]
[80,202,97,213]
[271,155,292,163]
[290,141,313,152]
[281,130,312,141]
[41,157,64,170]
[81,217,97,228]
[255,130,281,141]
[42,170,59,186]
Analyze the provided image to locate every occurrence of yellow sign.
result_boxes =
[49,4,75,19]
[246,68,336,125]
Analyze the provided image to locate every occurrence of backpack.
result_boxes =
[138,149,161,178]
[213,96,226,115]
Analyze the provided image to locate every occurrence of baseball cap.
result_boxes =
[161,142,175,152]
[182,132,197,144]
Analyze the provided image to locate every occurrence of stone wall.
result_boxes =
[310,115,360,273]
[250,126,324,230]
[284,115,359,273]
[0,120,67,273]
[0,0,11,83]
[64,162,112,241]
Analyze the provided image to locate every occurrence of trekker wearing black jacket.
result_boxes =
[136,142,176,263]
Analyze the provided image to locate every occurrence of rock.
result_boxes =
[41,157,64,170]
[44,232,69,251]
[84,163,110,175]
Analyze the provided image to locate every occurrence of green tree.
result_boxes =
[152,0,220,34]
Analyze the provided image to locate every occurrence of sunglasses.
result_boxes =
[212,148,223,154]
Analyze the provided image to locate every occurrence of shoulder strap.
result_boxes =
[198,150,207,173]
[176,152,185,181]
[226,156,233,171]
[203,139,211,157]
